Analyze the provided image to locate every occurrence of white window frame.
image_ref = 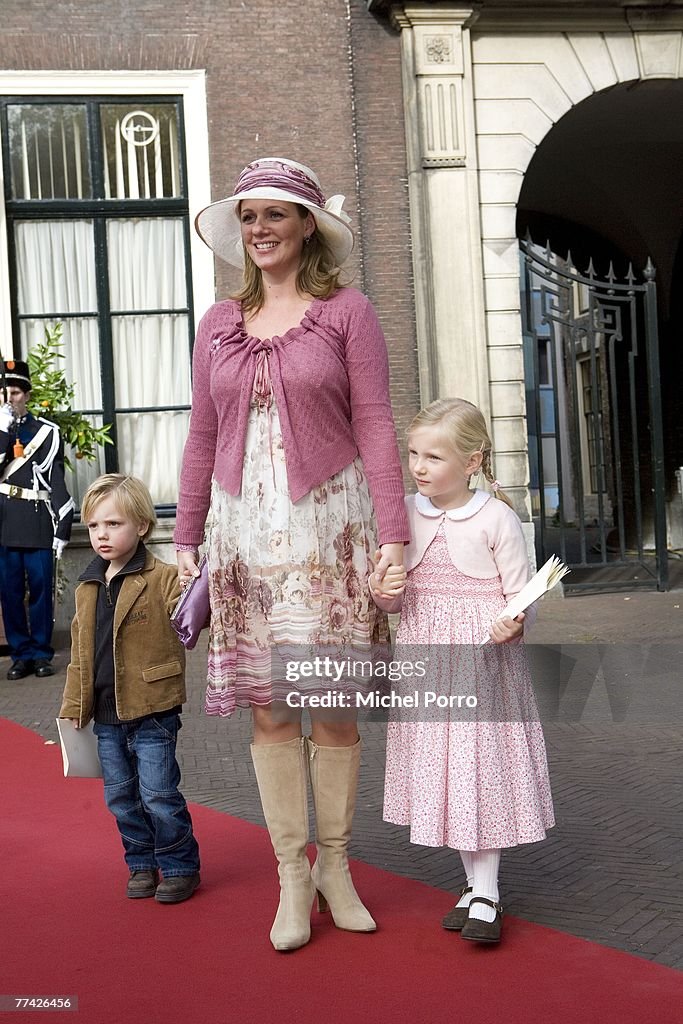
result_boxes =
[0,70,215,359]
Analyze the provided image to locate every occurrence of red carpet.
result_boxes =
[1,717,681,1024]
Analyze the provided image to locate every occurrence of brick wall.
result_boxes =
[349,0,420,457]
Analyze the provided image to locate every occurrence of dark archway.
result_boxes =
[518,79,683,308]
[517,79,683,586]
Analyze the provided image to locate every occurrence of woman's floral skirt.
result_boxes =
[205,399,389,716]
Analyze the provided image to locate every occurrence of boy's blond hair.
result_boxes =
[81,474,157,539]
[409,397,513,509]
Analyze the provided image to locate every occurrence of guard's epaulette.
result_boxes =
[35,416,59,430]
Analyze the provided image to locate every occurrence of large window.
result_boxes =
[1,96,195,509]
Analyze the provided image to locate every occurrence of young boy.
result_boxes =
[59,474,200,903]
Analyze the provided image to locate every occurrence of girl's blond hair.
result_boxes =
[408,397,513,508]
[80,474,157,539]
[231,204,344,313]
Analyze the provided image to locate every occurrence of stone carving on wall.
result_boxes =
[425,35,452,64]
[419,76,466,166]
[408,24,467,166]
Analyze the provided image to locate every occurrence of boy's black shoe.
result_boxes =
[7,660,34,680]
[155,873,200,904]
[34,659,55,678]
[127,869,160,899]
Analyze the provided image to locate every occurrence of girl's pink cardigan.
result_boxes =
[370,491,536,631]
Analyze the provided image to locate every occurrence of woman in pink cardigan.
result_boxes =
[175,158,408,951]
[370,398,554,945]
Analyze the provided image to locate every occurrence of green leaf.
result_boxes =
[26,323,112,471]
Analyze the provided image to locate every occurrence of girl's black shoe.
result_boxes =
[441,886,473,931]
[460,897,503,943]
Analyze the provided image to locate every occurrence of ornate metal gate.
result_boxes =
[520,239,668,591]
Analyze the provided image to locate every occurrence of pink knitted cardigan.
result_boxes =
[174,287,410,548]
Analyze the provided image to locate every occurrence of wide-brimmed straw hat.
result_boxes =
[194,157,354,269]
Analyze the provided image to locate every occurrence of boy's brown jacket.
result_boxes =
[59,551,186,727]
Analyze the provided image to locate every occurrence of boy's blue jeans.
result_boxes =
[93,712,200,877]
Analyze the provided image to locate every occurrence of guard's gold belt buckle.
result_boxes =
[8,485,21,498]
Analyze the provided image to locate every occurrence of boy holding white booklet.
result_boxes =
[59,474,200,903]
[369,398,555,945]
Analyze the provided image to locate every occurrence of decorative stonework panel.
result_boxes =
[425,34,453,65]
[604,33,640,82]
[567,34,619,91]
[419,77,466,166]
[414,24,464,75]
[473,33,594,104]
[408,21,468,165]
[635,32,682,78]
[483,238,521,277]
[475,99,554,147]
[473,64,573,123]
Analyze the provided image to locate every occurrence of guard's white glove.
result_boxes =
[0,403,13,433]
[53,537,67,559]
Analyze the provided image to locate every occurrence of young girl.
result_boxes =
[369,398,554,944]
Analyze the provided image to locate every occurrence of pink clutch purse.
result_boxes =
[170,556,211,650]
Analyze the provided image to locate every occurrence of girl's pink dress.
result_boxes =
[383,526,555,851]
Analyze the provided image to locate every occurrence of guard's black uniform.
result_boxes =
[0,412,74,669]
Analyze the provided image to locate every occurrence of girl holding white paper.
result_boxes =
[369,397,555,945]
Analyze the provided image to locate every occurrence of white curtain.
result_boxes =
[15,220,104,507]
[108,218,190,502]
[12,217,191,506]
[15,221,101,410]
[108,218,186,310]
[116,412,190,505]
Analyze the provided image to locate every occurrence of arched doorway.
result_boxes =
[516,80,683,590]
[371,10,683,588]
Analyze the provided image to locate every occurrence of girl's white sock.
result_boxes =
[455,850,475,908]
[468,849,501,923]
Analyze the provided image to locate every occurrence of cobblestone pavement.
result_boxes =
[2,585,682,969]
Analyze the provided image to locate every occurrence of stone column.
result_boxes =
[391,3,489,421]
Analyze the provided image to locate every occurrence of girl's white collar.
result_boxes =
[414,489,491,521]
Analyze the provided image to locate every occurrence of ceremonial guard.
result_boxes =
[0,360,74,679]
